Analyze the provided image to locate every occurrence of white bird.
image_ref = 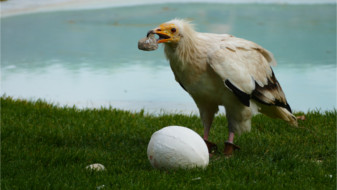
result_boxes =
[147,19,297,155]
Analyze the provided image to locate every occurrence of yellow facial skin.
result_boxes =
[154,23,180,44]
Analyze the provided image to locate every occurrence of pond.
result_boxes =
[1,3,336,114]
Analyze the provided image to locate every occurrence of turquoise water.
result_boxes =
[1,3,336,113]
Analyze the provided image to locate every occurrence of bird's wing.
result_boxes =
[207,36,291,112]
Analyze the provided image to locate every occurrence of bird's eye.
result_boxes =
[171,28,176,33]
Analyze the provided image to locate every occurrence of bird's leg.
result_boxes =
[203,124,211,141]
[224,132,240,156]
[227,132,235,143]
[198,105,219,154]
[224,109,243,156]
[203,121,218,154]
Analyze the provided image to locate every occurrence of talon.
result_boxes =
[224,141,240,156]
[204,139,218,154]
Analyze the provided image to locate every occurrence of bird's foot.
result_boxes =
[204,139,218,154]
[224,141,240,157]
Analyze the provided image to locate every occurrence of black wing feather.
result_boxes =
[251,70,292,113]
[225,79,250,107]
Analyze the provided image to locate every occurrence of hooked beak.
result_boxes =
[147,29,171,44]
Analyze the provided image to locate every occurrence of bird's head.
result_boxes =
[148,19,192,44]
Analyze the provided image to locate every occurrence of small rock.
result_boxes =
[86,163,106,171]
[97,184,105,190]
[191,177,201,181]
[138,33,158,51]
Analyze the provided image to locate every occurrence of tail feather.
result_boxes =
[278,107,298,126]
[258,103,298,126]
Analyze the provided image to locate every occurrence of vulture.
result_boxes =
[147,19,297,155]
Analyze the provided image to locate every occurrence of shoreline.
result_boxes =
[1,0,335,18]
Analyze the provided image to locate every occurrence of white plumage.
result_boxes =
[148,19,297,155]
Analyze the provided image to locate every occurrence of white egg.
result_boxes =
[147,126,209,170]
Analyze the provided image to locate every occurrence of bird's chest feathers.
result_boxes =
[168,53,222,100]
[168,53,206,88]
[165,44,206,84]
[164,40,225,102]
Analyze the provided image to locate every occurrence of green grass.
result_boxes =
[1,96,336,189]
